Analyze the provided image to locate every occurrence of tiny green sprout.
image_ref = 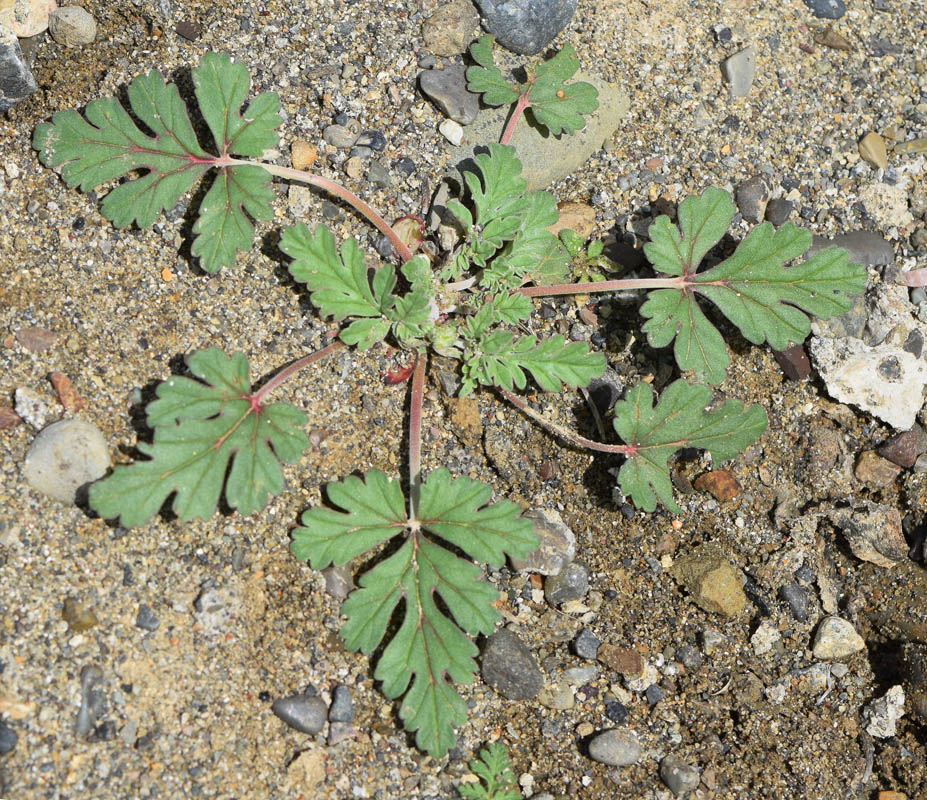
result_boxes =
[560,230,614,283]
[458,742,522,800]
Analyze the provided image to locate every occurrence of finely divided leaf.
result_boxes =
[527,44,598,136]
[640,188,867,383]
[463,144,530,253]
[613,380,767,512]
[89,349,309,527]
[460,743,522,800]
[292,468,536,757]
[281,224,397,339]
[466,35,519,106]
[33,53,281,273]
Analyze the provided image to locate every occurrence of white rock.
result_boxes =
[438,118,463,146]
[23,419,110,503]
[809,335,927,430]
[751,621,781,656]
[858,182,914,230]
[0,0,56,38]
[863,685,905,738]
[48,5,95,46]
[811,616,865,660]
[14,386,57,430]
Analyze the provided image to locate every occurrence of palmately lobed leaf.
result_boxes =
[293,468,537,757]
[33,52,281,273]
[89,349,309,527]
[613,380,767,512]
[466,35,519,106]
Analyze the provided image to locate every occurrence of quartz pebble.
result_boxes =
[23,419,110,503]
[48,6,97,47]
[812,616,865,660]
[863,685,905,738]
[438,119,463,146]
[14,386,56,430]
[587,729,641,766]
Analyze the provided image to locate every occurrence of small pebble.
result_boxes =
[645,683,664,705]
[63,597,99,632]
[272,694,328,734]
[573,628,601,660]
[538,681,574,710]
[859,131,888,169]
[354,130,386,151]
[322,124,358,149]
[135,604,160,632]
[328,721,357,745]
[587,729,642,766]
[344,156,364,180]
[348,145,374,160]
[722,45,756,98]
[481,629,544,700]
[323,565,354,600]
[421,0,479,56]
[735,176,769,223]
[778,581,809,622]
[438,119,464,145]
[511,509,575,575]
[878,427,927,468]
[604,700,629,724]
[660,754,701,797]
[367,161,391,188]
[0,719,17,754]
[15,386,56,430]
[328,685,354,723]
[75,665,105,736]
[48,6,96,47]
[765,198,794,226]
[676,645,702,670]
[863,685,905,738]
[772,343,811,380]
[544,562,589,605]
[812,616,865,660]
[804,0,846,19]
[23,419,110,503]
[419,65,480,125]
[478,0,577,55]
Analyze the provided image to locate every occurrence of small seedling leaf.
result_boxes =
[459,742,522,800]
[466,35,519,106]
[33,53,280,273]
[89,349,309,527]
[293,468,536,757]
[613,380,767,512]
[640,188,868,383]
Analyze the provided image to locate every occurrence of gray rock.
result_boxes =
[722,45,756,98]
[419,65,480,125]
[804,0,846,18]
[765,198,794,226]
[675,645,702,670]
[573,627,601,660]
[587,728,641,766]
[811,616,865,660]
[322,564,354,600]
[367,160,391,189]
[322,124,358,149]
[862,685,905,738]
[510,508,575,575]
[828,502,908,567]
[48,6,97,47]
[660,754,701,797]
[272,694,328,734]
[23,419,111,504]
[807,231,894,266]
[135,604,160,632]
[544,562,589,605]
[450,72,629,191]
[328,685,354,723]
[808,336,927,430]
[735,176,769,224]
[422,0,480,57]
[481,628,543,700]
[0,26,38,113]
[0,719,17,754]
[778,581,809,622]
[476,0,577,55]
[75,665,105,736]
[586,366,625,415]
[355,130,386,151]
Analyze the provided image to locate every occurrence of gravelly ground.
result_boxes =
[2,0,927,797]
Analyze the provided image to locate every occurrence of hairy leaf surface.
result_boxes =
[292,468,536,757]
[527,44,599,135]
[613,380,767,512]
[90,349,308,526]
[33,53,280,273]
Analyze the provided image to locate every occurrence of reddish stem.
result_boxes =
[500,93,532,146]
[253,340,346,405]
[497,387,632,455]
[408,353,427,520]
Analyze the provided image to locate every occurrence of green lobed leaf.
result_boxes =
[459,743,522,800]
[613,380,767,512]
[527,44,599,136]
[640,189,868,383]
[33,53,280,273]
[292,468,536,757]
[463,333,606,394]
[466,35,519,107]
[462,144,530,255]
[89,349,309,527]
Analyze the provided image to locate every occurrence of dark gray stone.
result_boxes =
[328,685,354,723]
[355,130,386,151]
[808,230,894,266]
[475,0,577,55]
[587,367,624,415]
[778,581,809,622]
[544,562,589,605]
[419,65,480,125]
[675,644,702,670]
[0,719,16,754]
[0,30,38,113]
[804,0,846,18]
[587,728,641,766]
[735,176,769,224]
[573,628,601,660]
[645,683,664,705]
[660,754,701,796]
[272,694,328,734]
[135,604,160,631]
[481,628,543,700]
[765,198,794,226]
[367,161,391,189]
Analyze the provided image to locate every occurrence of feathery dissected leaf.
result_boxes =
[459,742,522,800]
[487,191,568,288]
[292,468,536,757]
[527,44,598,136]
[613,380,767,512]
[466,35,519,106]
[89,349,308,527]
[461,332,605,395]
[640,187,868,383]
[33,53,280,273]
